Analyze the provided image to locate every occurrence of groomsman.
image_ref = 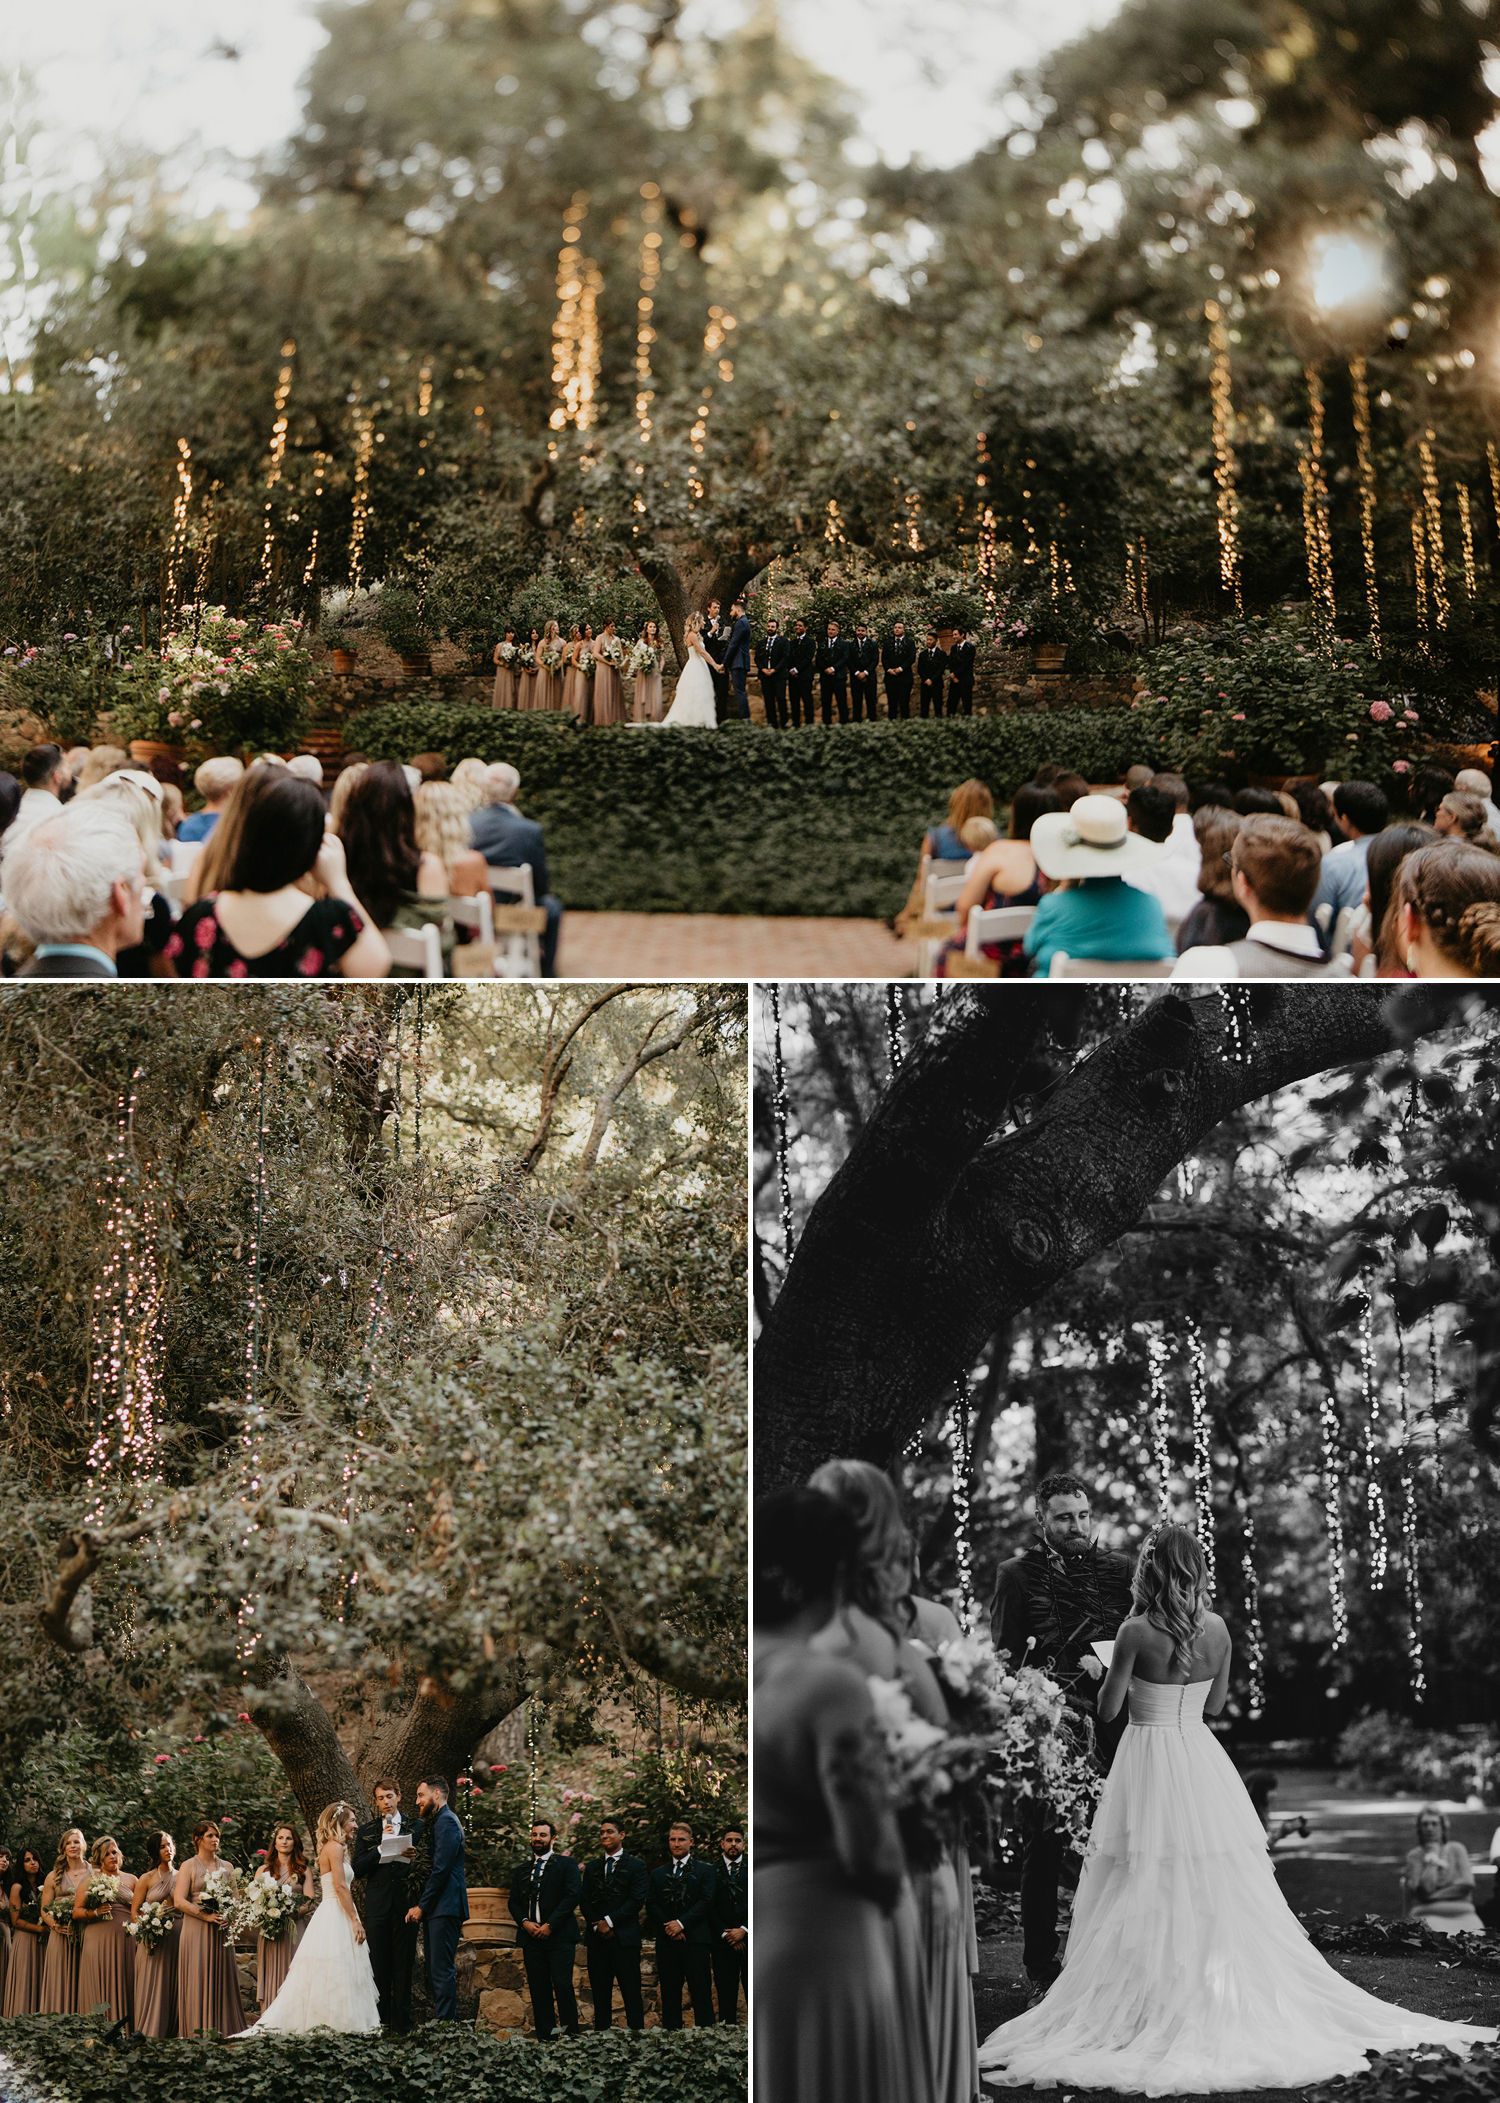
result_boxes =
[508,1818,582,2038]
[787,619,817,728]
[948,626,976,716]
[709,1825,747,2024]
[703,600,730,722]
[724,599,753,721]
[818,621,850,726]
[647,1821,717,2028]
[580,1817,648,2031]
[882,620,915,719]
[848,623,881,723]
[352,1780,421,2030]
[917,628,944,719]
[755,620,790,727]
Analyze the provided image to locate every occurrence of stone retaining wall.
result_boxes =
[464,1891,733,2037]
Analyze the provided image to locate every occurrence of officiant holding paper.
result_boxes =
[352,1782,421,2031]
[988,1474,1134,1998]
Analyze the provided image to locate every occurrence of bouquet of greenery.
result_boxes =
[538,639,567,674]
[125,1901,174,1954]
[45,1893,81,1943]
[594,633,625,670]
[235,1869,302,1943]
[626,637,662,678]
[866,1674,996,1873]
[81,1873,121,1919]
[197,1864,243,1933]
[578,649,597,682]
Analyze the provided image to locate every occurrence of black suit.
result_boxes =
[709,1854,747,2023]
[916,645,943,719]
[580,1852,648,2030]
[352,1812,421,2031]
[848,636,881,723]
[818,636,851,726]
[508,1851,582,2037]
[882,633,916,719]
[705,619,731,723]
[787,632,817,728]
[647,1856,717,2028]
[755,633,791,728]
[948,637,976,716]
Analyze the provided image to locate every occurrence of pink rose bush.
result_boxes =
[111,603,312,752]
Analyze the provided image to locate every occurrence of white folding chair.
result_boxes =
[1049,953,1174,979]
[965,905,1035,959]
[915,868,972,978]
[383,923,444,979]
[487,864,542,977]
[1330,903,1362,958]
[449,891,495,945]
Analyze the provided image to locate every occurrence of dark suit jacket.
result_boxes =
[724,615,752,670]
[580,1853,648,1947]
[788,633,817,677]
[882,634,916,676]
[917,646,943,690]
[850,638,880,685]
[711,1857,748,1936]
[508,1852,581,1945]
[15,950,115,978]
[646,1857,717,1946]
[949,639,976,690]
[818,637,850,682]
[413,1803,469,1921]
[755,634,790,677]
[470,801,551,900]
[352,1812,421,1921]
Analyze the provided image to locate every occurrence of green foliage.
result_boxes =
[0,638,107,745]
[375,585,433,659]
[1303,1916,1500,1973]
[1309,2042,1500,2103]
[108,609,313,754]
[343,703,1164,917]
[1336,1711,1500,1800]
[503,571,660,649]
[0,2016,747,2103]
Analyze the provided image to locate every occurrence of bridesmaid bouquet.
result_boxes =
[578,651,597,682]
[238,1870,301,1942]
[45,1893,81,1942]
[82,1872,121,1916]
[538,640,566,674]
[495,641,519,666]
[595,634,625,669]
[198,1864,244,1936]
[126,1901,174,1954]
[627,638,662,677]
[867,1674,996,1872]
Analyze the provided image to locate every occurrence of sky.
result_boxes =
[9,0,1123,215]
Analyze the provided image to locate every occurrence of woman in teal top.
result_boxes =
[1023,795,1175,974]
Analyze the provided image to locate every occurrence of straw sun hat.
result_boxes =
[1029,793,1168,880]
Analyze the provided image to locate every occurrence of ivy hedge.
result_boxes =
[345,702,1166,917]
[0,2016,746,2103]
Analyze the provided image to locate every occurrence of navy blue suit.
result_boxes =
[413,1802,468,2021]
[508,1851,582,2036]
[469,801,561,977]
[647,1855,717,2028]
[581,1851,649,2029]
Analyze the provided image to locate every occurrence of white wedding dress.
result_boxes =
[979,1678,1496,2095]
[660,640,719,727]
[242,1858,381,2037]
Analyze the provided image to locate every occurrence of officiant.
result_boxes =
[352,1780,421,2032]
[988,1473,1133,1999]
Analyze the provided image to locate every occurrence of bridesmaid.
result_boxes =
[256,1823,315,2014]
[39,1829,89,2013]
[174,1819,245,2037]
[517,628,541,711]
[0,1845,10,2006]
[131,1831,179,2038]
[74,1835,135,2024]
[560,624,585,720]
[4,1848,44,2016]
[593,618,625,726]
[633,620,665,722]
[576,623,597,725]
[534,621,563,711]
[491,629,519,710]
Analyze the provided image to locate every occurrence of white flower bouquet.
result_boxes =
[578,650,597,681]
[197,1864,243,1934]
[82,1873,121,1917]
[538,639,567,674]
[45,1893,82,1943]
[236,1869,302,1943]
[126,1901,174,1954]
[867,1673,993,1872]
[496,641,519,666]
[595,633,625,669]
[627,638,662,678]
[988,1657,1101,1852]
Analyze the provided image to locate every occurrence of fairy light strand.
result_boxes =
[886,986,904,1078]
[1419,432,1449,627]
[166,440,193,611]
[1146,1328,1171,1518]
[1457,483,1477,600]
[1394,1300,1425,1701]
[1217,986,1252,1064]
[260,340,296,585]
[948,1377,977,1630]
[550,193,602,432]
[769,985,794,1263]
[1188,1318,1215,1591]
[1488,441,1500,542]
[1348,356,1381,654]
[1239,1490,1266,1720]
[85,1071,164,1510]
[1319,1375,1349,1651]
[1300,365,1336,641]
[1359,1274,1387,1589]
[348,406,376,591]
[1428,1314,1443,1493]
[1205,301,1242,610]
[634,183,661,448]
[1411,509,1430,637]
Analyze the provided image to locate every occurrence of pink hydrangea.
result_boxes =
[237,1712,251,1722]
[167,711,183,728]
[1231,712,1246,722]
[63,632,77,641]
[1394,760,1411,774]
[1403,710,1419,722]
[154,1753,171,1764]
[569,1813,582,1826]
[1368,700,1393,722]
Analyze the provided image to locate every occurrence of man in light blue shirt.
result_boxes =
[1309,781,1387,951]
[177,756,244,844]
[1024,794,1175,975]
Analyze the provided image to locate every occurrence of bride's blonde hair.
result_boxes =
[1132,1523,1208,1675]
[315,1802,356,1851]
[684,613,703,639]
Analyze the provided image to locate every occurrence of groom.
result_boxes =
[989,1473,1133,1998]
[404,1775,469,2021]
[723,600,753,721]
[352,1779,420,2030]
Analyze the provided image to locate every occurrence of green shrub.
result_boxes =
[1336,1710,1499,1800]
[0,2015,747,2103]
[0,639,106,744]
[375,585,433,659]
[343,702,1165,917]
[461,1747,744,1888]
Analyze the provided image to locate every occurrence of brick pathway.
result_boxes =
[555,912,914,979]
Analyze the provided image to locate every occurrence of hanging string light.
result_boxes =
[1145,1328,1172,1518]
[527,1696,542,1826]
[1411,510,1430,637]
[1348,356,1381,654]
[301,452,327,588]
[1238,1488,1267,1720]
[1299,366,1336,641]
[348,406,376,591]
[1217,986,1252,1064]
[1427,1314,1443,1492]
[1205,301,1243,611]
[769,985,794,1264]
[1188,1318,1215,1590]
[1419,432,1449,627]
[947,1376,977,1630]
[1319,1376,1349,1651]
[86,1071,164,1511]
[886,986,904,1078]
[550,194,602,432]
[1457,484,1477,600]
[260,340,296,586]
[633,183,662,452]
[1358,1273,1387,1590]
[1394,1301,1425,1701]
[1489,441,1500,540]
[243,1040,270,1473]
[164,439,194,613]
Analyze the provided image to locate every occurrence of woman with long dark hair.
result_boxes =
[257,1823,316,2014]
[335,761,451,974]
[131,1831,179,2036]
[4,1847,45,2016]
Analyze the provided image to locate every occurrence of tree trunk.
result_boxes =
[755,986,1460,1489]
[636,541,777,668]
[357,1669,525,1811]
[247,1659,367,1835]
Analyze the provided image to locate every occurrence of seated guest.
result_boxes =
[7,742,70,855]
[1405,1806,1485,1935]
[1175,809,1246,953]
[75,769,175,979]
[1390,841,1500,978]
[1124,783,1200,927]
[469,763,562,977]
[1022,794,1174,974]
[1233,787,1284,816]
[409,751,448,784]
[170,770,389,979]
[338,762,453,974]
[328,760,368,835]
[415,781,493,913]
[450,756,493,813]
[1409,764,1455,826]
[1353,823,1437,978]
[1189,780,1236,813]
[5,803,146,977]
[940,782,1059,977]
[62,745,92,795]
[1152,773,1201,873]
[159,783,184,841]
[960,816,999,852]
[1435,792,1499,852]
[1455,766,1500,837]
[1310,781,1388,949]
[923,779,994,865]
[1123,764,1155,794]
[1051,771,1090,811]
[288,755,326,804]
[1174,815,1350,980]
[1290,781,1336,854]
[0,772,19,852]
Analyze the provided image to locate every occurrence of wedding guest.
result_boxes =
[509,1818,581,2038]
[633,619,666,723]
[961,817,998,851]
[1409,764,1455,826]
[174,1818,245,2036]
[1173,816,1350,980]
[6,743,70,856]
[74,745,129,795]
[75,768,175,979]
[710,1826,747,2023]
[172,770,389,979]
[818,620,850,725]
[130,1832,178,2037]
[924,780,994,865]
[352,1782,421,2032]
[1234,788,1284,816]
[1435,792,1500,852]
[337,760,452,972]
[470,763,562,976]
[492,629,520,709]
[882,620,916,720]
[159,782,185,839]
[74,1835,135,2025]
[1190,780,1236,813]
[1023,794,1174,974]
[724,601,753,721]
[647,1823,717,2030]
[1052,771,1090,810]
[940,782,1057,977]
[257,1823,315,2013]
[0,773,20,854]
[1174,809,1248,953]
[1291,781,1337,854]
[1311,781,1388,949]
[1123,783,1200,928]
[4,1848,45,2016]
[1352,824,1436,977]
[40,1829,90,2012]
[1455,766,1500,836]
[754,619,789,728]
[449,756,492,813]
[328,760,369,835]
[580,1817,647,2032]
[947,627,976,716]
[415,782,492,918]
[787,618,817,727]
[754,1487,912,2103]
[7,803,147,979]
[1391,841,1500,978]
[1405,1807,1485,1934]
[594,618,626,726]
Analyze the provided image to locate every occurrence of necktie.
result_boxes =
[605,1858,614,1880]
[674,1859,684,1879]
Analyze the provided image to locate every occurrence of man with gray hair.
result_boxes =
[7,802,146,977]
[1456,767,1500,839]
[469,764,562,976]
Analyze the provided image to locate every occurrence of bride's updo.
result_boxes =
[315,1802,356,1851]
[1132,1523,1209,1675]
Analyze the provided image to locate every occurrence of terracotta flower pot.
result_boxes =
[1031,644,1067,674]
[128,739,187,768]
[331,649,358,674]
[399,653,433,678]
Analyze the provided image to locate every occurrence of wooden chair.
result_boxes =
[1049,954,1174,980]
[449,890,495,945]
[486,864,545,977]
[383,922,444,979]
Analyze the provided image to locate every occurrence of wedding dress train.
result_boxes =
[660,642,719,727]
[979,1679,1495,2095]
[242,1859,380,2037]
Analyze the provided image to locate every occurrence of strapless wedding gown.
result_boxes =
[661,645,718,727]
[979,1678,1496,2095]
[242,1862,380,2036]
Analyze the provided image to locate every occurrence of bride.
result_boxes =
[242,1803,381,2037]
[660,614,721,728]
[980,1525,1496,2095]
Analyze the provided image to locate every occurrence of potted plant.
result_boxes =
[1000,588,1084,672]
[376,584,434,676]
[320,586,383,672]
